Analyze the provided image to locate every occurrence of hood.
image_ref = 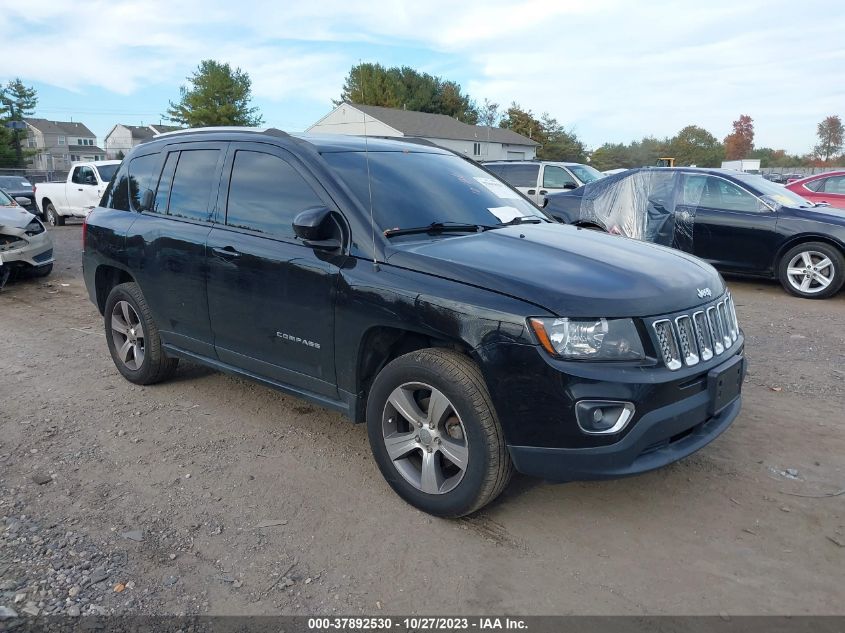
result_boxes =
[787,204,845,225]
[385,223,725,318]
[0,206,37,232]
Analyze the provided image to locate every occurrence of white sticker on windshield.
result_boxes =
[487,206,524,223]
[474,177,521,199]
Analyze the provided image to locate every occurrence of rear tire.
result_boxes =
[778,242,844,299]
[104,282,178,385]
[366,348,513,517]
[45,203,64,227]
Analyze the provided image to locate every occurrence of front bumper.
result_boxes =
[508,374,742,481]
[0,231,54,268]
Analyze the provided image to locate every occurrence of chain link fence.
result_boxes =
[0,167,68,184]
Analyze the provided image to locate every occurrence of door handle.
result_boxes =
[527,189,536,194]
[539,189,548,195]
[211,246,241,260]
[77,188,84,191]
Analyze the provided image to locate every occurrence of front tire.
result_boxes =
[29,263,53,278]
[45,203,64,227]
[778,242,844,299]
[366,348,513,517]
[104,282,178,385]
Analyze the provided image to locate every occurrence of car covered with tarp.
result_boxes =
[545,167,845,299]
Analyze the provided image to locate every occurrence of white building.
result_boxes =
[307,103,539,161]
[103,124,181,159]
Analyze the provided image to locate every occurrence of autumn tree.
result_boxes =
[166,60,263,127]
[0,78,38,167]
[814,115,844,162]
[338,63,478,123]
[723,114,754,160]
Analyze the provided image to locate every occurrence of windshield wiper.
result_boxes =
[495,216,545,226]
[383,222,490,238]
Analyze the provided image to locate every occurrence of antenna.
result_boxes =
[359,61,378,270]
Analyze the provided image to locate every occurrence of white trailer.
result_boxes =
[721,159,761,173]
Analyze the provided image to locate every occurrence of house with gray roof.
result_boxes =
[24,118,106,170]
[103,123,182,159]
[307,103,539,161]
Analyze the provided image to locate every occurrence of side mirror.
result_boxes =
[293,206,341,250]
[563,183,578,190]
[14,197,31,206]
[540,197,549,208]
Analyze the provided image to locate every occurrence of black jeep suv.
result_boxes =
[83,128,745,517]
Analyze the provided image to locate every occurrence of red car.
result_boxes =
[786,171,845,209]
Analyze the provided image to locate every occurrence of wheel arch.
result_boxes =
[352,325,471,423]
[94,264,136,315]
[773,233,845,270]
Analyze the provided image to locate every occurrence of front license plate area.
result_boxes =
[708,355,743,415]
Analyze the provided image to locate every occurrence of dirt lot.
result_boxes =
[1,223,843,617]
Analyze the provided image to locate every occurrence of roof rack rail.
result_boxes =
[151,126,291,139]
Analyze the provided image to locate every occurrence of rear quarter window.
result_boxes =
[127,153,162,211]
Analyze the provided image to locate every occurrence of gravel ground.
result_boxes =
[1,223,843,618]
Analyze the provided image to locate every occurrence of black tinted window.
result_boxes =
[71,167,84,184]
[167,150,220,221]
[495,164,539,188]
[128,154,160,211]
[153,153,178,214]
[226,151,323,238]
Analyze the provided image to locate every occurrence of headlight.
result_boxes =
[25,219,45,236]
[529,317,645,360]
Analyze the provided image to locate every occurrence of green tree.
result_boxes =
[814,115,844,162]
[748,147,807,168]
[478,99,500,128]
[498,103,544,141]
[667,125,724,167]
[338,63,478,123]
[588,143,632,171]
[539,113,586,162]
[165,60,263,127]
[0,78,38,167]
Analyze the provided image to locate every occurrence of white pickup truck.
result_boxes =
[35,161,121,226]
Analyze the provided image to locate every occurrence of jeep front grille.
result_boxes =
[652,294,739,370]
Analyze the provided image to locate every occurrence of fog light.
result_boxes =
[575,400,635,435]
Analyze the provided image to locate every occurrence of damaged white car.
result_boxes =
[0,189,54,289]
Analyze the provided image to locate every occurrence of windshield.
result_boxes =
[567,164,604,184]
[0,176,31,189]
[95,164,120,184]
[322,151,547,232]
[735,173,816,208]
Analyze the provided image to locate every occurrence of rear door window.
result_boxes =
[821,175,845,194]
[225,150,323,239]
[166,149,221,221]
[496,164,540,188]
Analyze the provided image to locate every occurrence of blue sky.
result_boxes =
[1,0,843,154]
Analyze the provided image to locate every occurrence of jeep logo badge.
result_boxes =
[697,287,712,299]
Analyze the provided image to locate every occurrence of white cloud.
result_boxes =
[0,0,842,152]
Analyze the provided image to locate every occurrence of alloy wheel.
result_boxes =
[110,300,145,370]
[381,382,469,495]
[786,250,835,295]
